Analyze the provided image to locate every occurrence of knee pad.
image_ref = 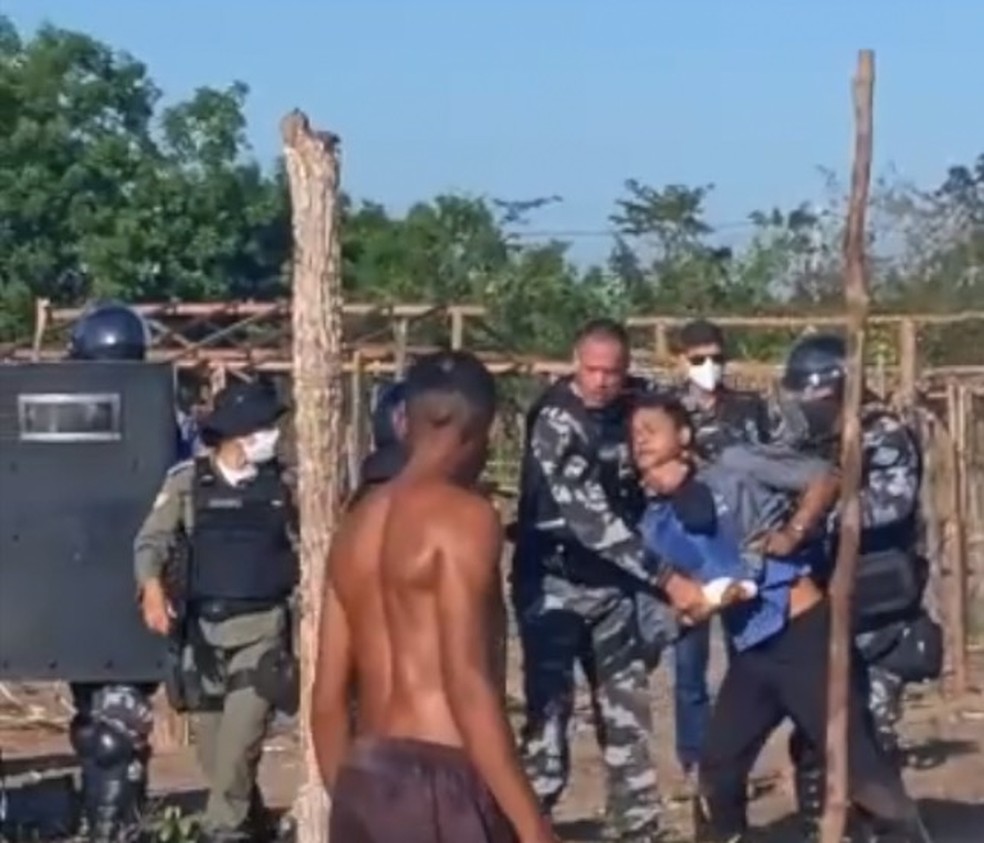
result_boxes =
[79,728,149,833]
[90,722,139,770]
[69,714,99,759]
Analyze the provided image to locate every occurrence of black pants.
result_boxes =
[698,601,916,839]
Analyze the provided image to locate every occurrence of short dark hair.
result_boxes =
[404,350,497,436]
[631,391,694,435]
[574,318,629,349]
[678,319,724,352]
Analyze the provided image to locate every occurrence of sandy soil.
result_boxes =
[3,638,984,842]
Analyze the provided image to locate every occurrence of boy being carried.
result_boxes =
[630,393,929,843]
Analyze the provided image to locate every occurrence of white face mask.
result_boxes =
[240,427,280,465]
[687,359,724,393]
[217,460,257,487]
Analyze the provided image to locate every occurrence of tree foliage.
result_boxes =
[3,15,984,365]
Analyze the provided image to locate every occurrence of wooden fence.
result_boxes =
[5,299,984,694]
[10,300,984,388]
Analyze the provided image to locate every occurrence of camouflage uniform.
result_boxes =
[791,402,924,833]
[512,381,676,841]
[676,382,772,460]
[856,405,923,753]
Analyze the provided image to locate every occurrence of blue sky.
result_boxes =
[6,1,984,263]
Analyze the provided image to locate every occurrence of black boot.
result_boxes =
[82,755,149,842]
[690,793,752,843]
[793,763,826,841]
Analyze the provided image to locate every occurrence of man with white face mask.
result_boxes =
[133,378,298,843]
[675,319,771,459]
[669,319,772,796]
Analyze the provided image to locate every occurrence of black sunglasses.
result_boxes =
[687,353,725,365]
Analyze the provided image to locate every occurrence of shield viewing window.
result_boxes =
[17,393,122,442]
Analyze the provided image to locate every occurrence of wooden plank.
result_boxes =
[948,382,970,694]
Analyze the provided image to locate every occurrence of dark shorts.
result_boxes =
[330,736,518,843]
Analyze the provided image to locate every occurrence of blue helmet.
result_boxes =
[67,301,150,361]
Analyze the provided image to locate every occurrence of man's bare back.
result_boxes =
[378,475,505,746]
[326,486,395,727]
[315,349,554,843]
[315,475,503,748]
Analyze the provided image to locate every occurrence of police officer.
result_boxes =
[65,302,165,843]
[134,378,298,842]
[669,319,772,788]
[673,318,771,459]
[776,333,939,839]
[512,318,708,843]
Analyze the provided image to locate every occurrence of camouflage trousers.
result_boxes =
[789,663,906,829]
[514,577,660,838]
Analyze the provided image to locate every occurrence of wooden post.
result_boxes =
[947,381,970,694]
[281,110,344,843]
[394,318,409,376]
[346,351,366,495]
[450,307,465,350]
[653,322,669,363]
[32,298,50,361]
[897,318,918,406]
[209,363,227,396]
[819,49,875,843]
[150,689,189,751]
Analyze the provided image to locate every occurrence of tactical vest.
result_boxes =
[681,387,770,459]
[858,404,922,555]
[188,457,297,605]
[852,405,925,625]
[516,377,645,562]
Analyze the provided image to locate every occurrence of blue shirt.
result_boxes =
[640,443,831,651]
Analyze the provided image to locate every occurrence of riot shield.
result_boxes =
[0,361,177,682]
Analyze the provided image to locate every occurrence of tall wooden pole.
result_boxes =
[281,110,344,843]
[819,50,875,843]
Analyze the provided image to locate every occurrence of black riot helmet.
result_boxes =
[776,333,847,448]
[67,301,150,361]
[781,333,846,396]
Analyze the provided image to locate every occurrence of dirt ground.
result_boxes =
[3,635,984,842]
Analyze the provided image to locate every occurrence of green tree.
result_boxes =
[0,15,288,338]
[608,180,744,314]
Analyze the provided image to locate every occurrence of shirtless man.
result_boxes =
[311,350,556,843]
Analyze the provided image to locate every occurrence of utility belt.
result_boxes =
[164,596,299,718]
[190,597,283,621]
